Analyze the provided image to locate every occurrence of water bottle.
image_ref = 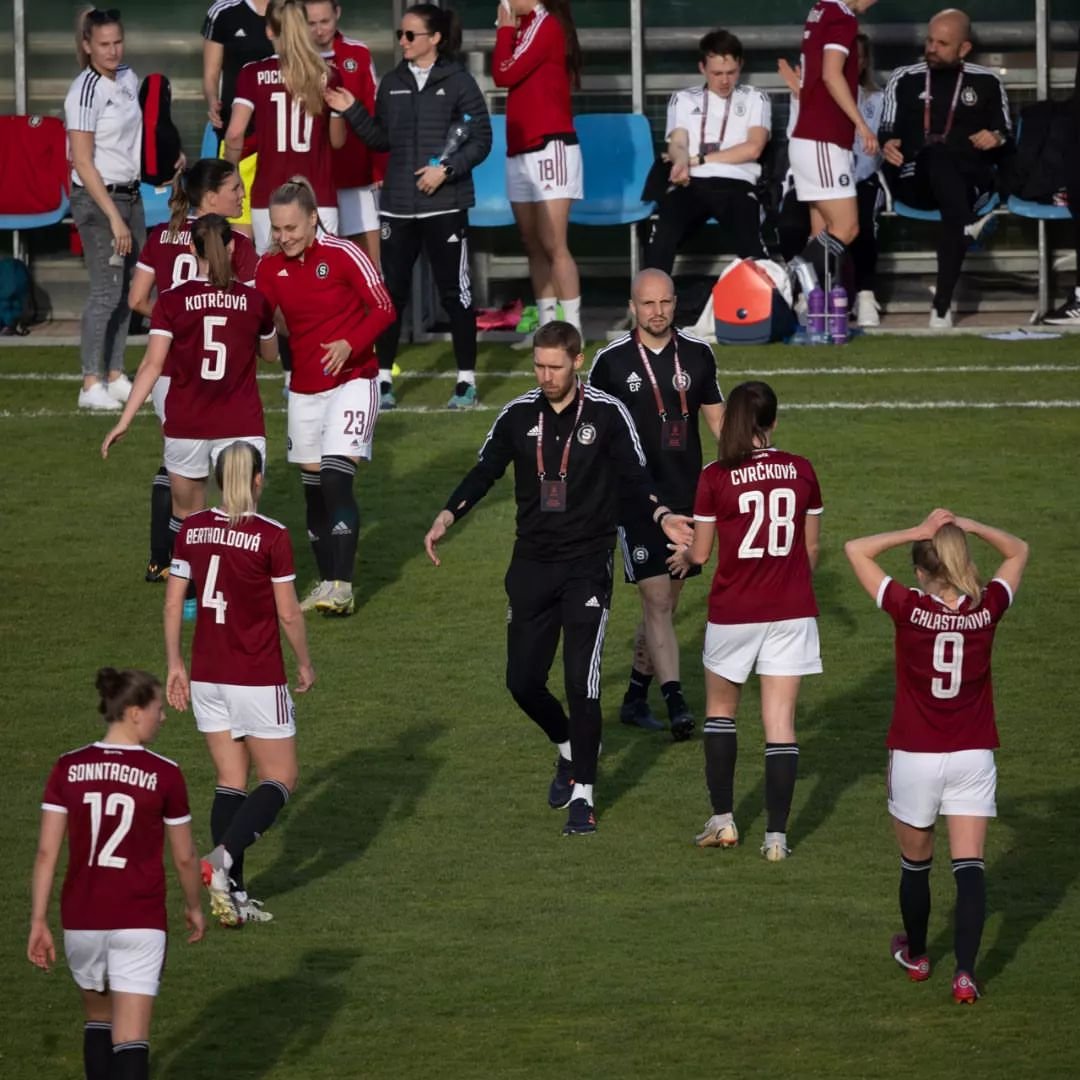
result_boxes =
[807,286,826,344]
[827,286,849,344]
[430,114,471,166]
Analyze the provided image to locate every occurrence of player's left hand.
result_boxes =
[969,129,1002,151]
[916,507,955,539]
[101,421,130,458]
[660,513,694,548]
[185,905,206,943]
[167,666,190,711]
[27,922,55,971]
[666,545,692,579]
[415,165,448,195]
[319,339,352,376]
[295,664,316,693]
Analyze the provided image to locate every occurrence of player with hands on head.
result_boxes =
[670,380,823,861]
[28,667,204,1080]
[844,508,1028,1004]
[164,440,314,929]
[255,177,395,617]
[424,321,693,837]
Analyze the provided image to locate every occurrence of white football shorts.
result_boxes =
[287,377,379,464]
[703,616,823,683]
[788,137,857,202]
[192,681,297,740]
[337,185,380,236]
[252,206,339,256]
[887,748,997,828]
[65,928,167,996]
[151,374,170,424]
[164,435,266,480]
[507,141,584,203]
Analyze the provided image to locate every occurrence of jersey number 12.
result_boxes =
[84,791,135,869]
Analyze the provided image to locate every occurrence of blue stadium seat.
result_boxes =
[141,183,172,227]
[469,114,515,228]
[569,113,657,226]
[200,122,220,161]
[893,192,1001,221]
[0,186,69,230]
[1007,195,1071,220]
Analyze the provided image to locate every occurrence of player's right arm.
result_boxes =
[202,38,225,129]
[821,47,877,156]
[843,509,956,600]
[492,12,554,88]
[27,806,67,972]
[128,265,156,319]
[223,65,256,164]
[101,332,171,457]
[164,565,191,710]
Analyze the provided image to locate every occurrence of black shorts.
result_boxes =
[617,514,701,584]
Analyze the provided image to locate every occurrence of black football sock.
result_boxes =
[83,1022,112,1080]
[110,1041,149,1080]
[302,471,332,581]
[278,333,292,374]
[764,742,799,833]
[149,468,172,566]
[952,858,986,974]
[320,456,359,583]
[222,780,289,865]
[661,680,687,719]
[703,718,737,815]
[211,786,247,891]
[624,667,652,703]
[899,855,933,957]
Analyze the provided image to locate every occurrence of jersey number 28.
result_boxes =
[737,488,796,558]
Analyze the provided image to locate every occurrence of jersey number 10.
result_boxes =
[270,91,313,153]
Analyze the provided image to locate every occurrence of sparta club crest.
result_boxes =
[316,262,330,279]
[576,423,597,445]
[672,370,692,391]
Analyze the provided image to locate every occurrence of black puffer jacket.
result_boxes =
[343,56,492,217]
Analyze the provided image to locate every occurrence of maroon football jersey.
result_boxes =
[791,0,859,149]
[879,577,1012,753]
[693,448,822,625]
[255,234,394,393]
[171,508,296,686]
[233,56,338,208]
[150,279,274,440]
[41,742,191,931]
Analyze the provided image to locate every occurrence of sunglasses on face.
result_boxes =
[87,8,122,23]
[396,29,432,42]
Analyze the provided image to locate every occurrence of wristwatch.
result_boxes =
[696,152,706,166]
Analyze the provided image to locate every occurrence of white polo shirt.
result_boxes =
[666,83,771,185]
[64,64,142,187]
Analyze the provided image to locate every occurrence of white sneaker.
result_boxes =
[695,815,739,849]
[78,383,121,411]
[929,309,954,330]
[233,894,273,923]
[855,291,880,327]
[106,373,133,402]
[299,580,332,612]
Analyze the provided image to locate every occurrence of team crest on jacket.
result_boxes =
[344,58,358,72]
[316,262,330,279]
[961,86,978,106]
[29,115,42,127]
[577,423,597,445]
[673,370,692,391]
[626,371,643,392]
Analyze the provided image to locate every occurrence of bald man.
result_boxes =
[879,9,1012,327]
[588,270,725,740]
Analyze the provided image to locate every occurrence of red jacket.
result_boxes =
[327,33,386,188]
[493,6,575,156]
[0,115,69,213]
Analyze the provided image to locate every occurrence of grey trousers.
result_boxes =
[71,186,146,379]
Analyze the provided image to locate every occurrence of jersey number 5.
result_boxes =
[84,791,135,869]
[737,488,796,559]
[931,631,964,699]
[270,91,313,153]
[201,316,228,381]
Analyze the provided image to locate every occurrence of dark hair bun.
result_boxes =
[95,667,122,714]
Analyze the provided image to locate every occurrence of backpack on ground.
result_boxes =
[1008,100,1076,202]
[0,257,32,335]
[139,74,183,186]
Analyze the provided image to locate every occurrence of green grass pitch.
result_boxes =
[1,335,1078,1078]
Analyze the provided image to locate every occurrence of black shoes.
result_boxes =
[548,755,574,810]
[619,697,664,731]
[562,798,597,836]
[669,707,695,742]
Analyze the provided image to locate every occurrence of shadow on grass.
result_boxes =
[246,722,446,901]
[156,948,359,1080]
[600,722,672,813]
[926,784,1080,986]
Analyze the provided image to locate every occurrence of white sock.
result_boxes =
[232,889,248,902]
[764,831,787,850]
[457,369,476,385]
[711,812,734,828]
[1073,287,1080,301]
[378,367,392,386]
[557,740,572,761]
[571,782,594,805]
[537,297,559,325]
[560,296,582,334]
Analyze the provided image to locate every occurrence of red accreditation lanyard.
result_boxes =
[634,331,690,451]
[536,382,585,512]
[699,86,733,155]
[924,64,964,144]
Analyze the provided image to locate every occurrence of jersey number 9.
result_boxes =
[931,631,964,699]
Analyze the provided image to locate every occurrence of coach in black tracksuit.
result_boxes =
[879,10,1012,325]
[423,323,693,837]
[327,4,492,410]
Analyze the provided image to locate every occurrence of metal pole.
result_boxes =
[1035,0,1050,318]
[629,0,645,278]
[14,0,27,115]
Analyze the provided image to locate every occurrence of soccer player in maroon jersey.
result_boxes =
[127,158,256,585]
[101,216,278,592]
[28,668,205,1080]
[493,0,584,335]
[788,0,879,294]
[165,440,315,927]
[670,381,822,861]
[224,0,346,253]
[304,0,385,262]
[256,177,395,616]
[845,509,1028,1004]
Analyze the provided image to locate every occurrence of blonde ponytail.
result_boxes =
[214,441,262,526]
[268,0,328,119]
[912,523,981,599]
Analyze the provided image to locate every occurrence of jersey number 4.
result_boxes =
[270,91,313,153]
[737,488,796,558]
[202,553,229,624]
[84,791,135,869]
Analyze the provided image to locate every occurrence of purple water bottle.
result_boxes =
[807,286,826,344]
[827,286,849,344]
